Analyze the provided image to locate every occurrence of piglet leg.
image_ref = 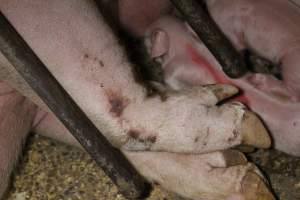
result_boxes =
[0,82,36,198]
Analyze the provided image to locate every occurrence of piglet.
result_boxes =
[145,0,300,156]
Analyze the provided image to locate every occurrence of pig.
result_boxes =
[144,0,300,156]
[0,0,274,199]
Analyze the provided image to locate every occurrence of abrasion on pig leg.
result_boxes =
[0,85,37,198]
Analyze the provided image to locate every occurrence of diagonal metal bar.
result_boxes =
[170,0,248,78]
[0,11,149,199]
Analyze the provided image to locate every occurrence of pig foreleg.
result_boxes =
[0,83,37,198]
[0,0,271,154]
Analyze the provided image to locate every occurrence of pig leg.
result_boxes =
[0,0,271,154]
[0,83,37,198]
[33,113,274,200]
[126,151,274,200]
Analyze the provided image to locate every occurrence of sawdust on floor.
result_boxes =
[3,134,300,200]
[3,134,184,200]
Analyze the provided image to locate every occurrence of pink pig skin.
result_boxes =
[145,0,300,156]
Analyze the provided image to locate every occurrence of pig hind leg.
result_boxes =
[33,111,275,200]
[0,84,37,198]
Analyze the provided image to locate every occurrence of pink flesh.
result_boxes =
[186,44,249,105]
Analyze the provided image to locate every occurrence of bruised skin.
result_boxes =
[0,0,274,199]
[145,0,300,156]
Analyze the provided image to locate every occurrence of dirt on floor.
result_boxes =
[3,134,185,200]
[2,134,300,200]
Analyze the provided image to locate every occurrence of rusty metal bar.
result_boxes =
[0,11,149,199]
[170,0,248,78]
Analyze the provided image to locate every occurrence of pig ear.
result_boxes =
[149,29,170,58]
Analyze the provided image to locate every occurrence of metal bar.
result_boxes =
[0,11,149,199]
[170,0,248,78]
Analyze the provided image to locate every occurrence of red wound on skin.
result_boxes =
[186,43,229,84]
[105,89,130,117]
[186,43,249,105]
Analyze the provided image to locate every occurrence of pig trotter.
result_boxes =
[170,0,248,78]
[241,111,271,149]
[203,84,239,103]
[126,150,276,200]
[123,86,271,153]
[222,149,247,166]
[241,172,275,200]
